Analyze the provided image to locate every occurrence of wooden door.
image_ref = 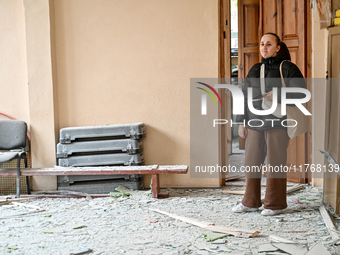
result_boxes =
[324,26,340,214]
[260,0,306,72]
[259,0,308,183]
[238,0,260,149]
[259,0,306,73]
[238,0,260,79]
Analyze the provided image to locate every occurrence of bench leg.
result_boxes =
[151,174,169,199]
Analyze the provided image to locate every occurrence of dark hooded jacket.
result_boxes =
[235,42,306,131]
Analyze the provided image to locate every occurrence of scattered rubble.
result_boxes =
[0,184,339,254]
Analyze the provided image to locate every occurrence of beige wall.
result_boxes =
[0,0,220,189]
[311,6,328,187]
[0,0,29,125]
[52,0,220,187]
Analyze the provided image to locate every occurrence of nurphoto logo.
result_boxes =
[197,82,312,128]
[196,82,222,115]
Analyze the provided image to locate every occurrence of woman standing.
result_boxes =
[232,33,306,216]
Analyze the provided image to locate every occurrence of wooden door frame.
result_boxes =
[323,26,340,213]
[218,0,231,186]
[306,0,312,183]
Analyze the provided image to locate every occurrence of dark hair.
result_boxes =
[264,32,281,45]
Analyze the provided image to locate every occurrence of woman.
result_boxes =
[232,33,306,216]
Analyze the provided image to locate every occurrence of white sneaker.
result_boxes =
[261,209,282,216]
[232,203,259,213]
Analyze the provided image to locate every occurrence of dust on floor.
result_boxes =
[0,183,339,255]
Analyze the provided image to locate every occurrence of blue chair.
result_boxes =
[0,120,29,198]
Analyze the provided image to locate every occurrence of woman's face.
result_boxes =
[260,34,280,59]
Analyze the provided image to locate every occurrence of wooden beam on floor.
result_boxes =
[221,190,245,195]
[319,205,340,243]
[150,208,260,238]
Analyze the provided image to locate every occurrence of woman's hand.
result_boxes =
[238,125,248,139]
[264,91,273,101]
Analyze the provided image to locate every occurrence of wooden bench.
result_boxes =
[0,165,188,198]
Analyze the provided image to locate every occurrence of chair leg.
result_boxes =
[16,157,21,198]
[26,176,31,194]
[23,156,30,194]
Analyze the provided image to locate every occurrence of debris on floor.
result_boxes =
[271,242,308,254]
[258,243,279,252]
[305,241,331,254]
[69,246,93,255]
[0,200,45,219]
[0,184,339,254]
[202,232,229,242]
[319,205,340,242]
[109,185,133,197]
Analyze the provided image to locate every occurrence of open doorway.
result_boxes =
[220,0,311,185]
[223,0,246,181]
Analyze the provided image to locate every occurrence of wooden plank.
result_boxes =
[151,208,215,228]
[150,208,260,238]
[0,197,36,206]
[203,225,259,238]
[286,183,305,193]
[0,208,45,219]
[0,165,189,176]
[221,190,245,195]
[319,205,340,242]
[225,175,245,181]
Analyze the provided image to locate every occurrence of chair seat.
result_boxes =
[0,152,20,164]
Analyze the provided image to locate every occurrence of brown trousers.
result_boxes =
[242,128,290,210]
